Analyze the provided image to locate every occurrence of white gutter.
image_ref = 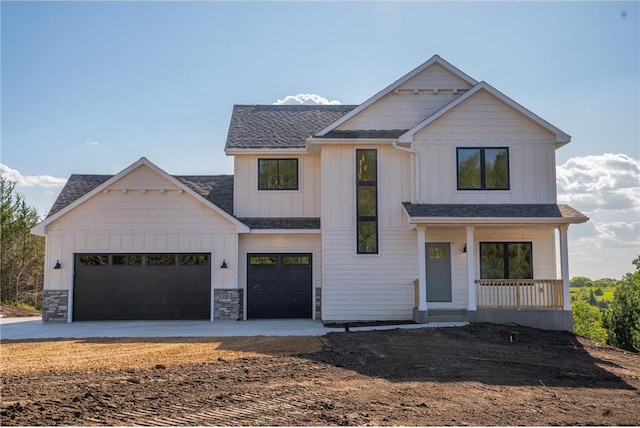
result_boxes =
[392,140,421,203]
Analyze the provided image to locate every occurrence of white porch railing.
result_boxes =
[475,279,563,309]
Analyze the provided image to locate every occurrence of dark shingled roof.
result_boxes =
[402,203,588,220]
[238,217,321,230]
[48,175,112,218]
[225,104,357,149]
[319,129,409,139]
[174,175,234,215]
[47,174,235,218]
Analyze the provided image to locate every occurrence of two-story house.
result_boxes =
[32,55,588,330]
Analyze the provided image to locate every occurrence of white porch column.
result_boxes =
[417,225,428,311]
[466,226,476,311]
[558,225,571,310]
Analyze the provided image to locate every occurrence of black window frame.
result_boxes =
[257,158,299,191]
[356,149,378,254]
[479,242,533,279]
[456,147,510,190]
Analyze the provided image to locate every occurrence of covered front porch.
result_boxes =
[403,203,589,331]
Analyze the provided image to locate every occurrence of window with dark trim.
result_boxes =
[457,147,509,190]
[356,149,378,254]
[480,242,533,279]
[258,159,298,190]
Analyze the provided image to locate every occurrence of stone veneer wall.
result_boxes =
[214,289,243,320]
[315,287,321,320]
[42,290,69,322]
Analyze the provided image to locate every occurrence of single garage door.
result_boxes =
[73,253,211,321]
[247,253,312,319]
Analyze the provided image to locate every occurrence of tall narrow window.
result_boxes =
[356,149,378,254]
[258,159,298,190]
[457,147,509,190]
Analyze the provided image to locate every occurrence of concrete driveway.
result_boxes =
[0,317,466,340]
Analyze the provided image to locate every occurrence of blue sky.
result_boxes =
[1,1,639,279]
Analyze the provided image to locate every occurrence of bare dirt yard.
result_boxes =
[2,323,639,426]
[0,305,41,318]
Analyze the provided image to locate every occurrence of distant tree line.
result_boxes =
[572,257,640,352]
[1,177,45,309]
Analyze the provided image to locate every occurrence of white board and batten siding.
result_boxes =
[233,155,321,218]
[337,63,472,131]
[321,144,418,321]
[44,165,239,292]
[415,90,558,204]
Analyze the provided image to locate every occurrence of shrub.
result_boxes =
[572,299,607,343]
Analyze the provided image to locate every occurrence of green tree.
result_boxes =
[594,278,618,288]
[572,299,607,343]
[603,256,640,352]
[594,287,604,296]
[0,177,45,308]
[588,289,598,306]
[570,276,593,288]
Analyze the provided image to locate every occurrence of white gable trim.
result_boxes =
[398,81,571,146]
[31,157,249,235]
[315,55,478,137]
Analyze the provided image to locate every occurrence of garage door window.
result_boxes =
[146,254,176,265]
[112,255,142,265]
[249,256,278,265]
[179,254,209,265]
[77,255,109,266]
[282,255,310,265]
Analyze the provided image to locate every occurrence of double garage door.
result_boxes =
[73,253,211,321]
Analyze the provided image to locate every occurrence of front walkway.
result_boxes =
[0,317,467,340]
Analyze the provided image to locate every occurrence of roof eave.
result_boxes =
[405,216,588,225]
[306,137,396,145]
[225,147,310,155]
[247,229,321,234]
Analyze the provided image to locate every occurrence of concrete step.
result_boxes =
[428,315,468,323]
[428,309,468,323]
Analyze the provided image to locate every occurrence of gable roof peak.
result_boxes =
[398,80,571,146]
[315,55,478,136]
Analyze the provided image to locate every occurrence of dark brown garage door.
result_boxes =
[73,253,211,321]
[247,253,312,319]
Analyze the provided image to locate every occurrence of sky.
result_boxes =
[1,1,639,280]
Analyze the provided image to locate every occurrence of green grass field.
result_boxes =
[570,286,617,302]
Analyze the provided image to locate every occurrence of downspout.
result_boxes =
[392,140,421,203]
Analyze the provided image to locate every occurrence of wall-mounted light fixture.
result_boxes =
[220,260,228,269]
[53,260,62,270]
[462,244,467,253]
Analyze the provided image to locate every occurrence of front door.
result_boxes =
[426,243,452,302]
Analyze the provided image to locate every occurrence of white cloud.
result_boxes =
[557,153,640,212]
[557,153,640,278]
[0,163,67,188]
[273,93,342,105]
[85,141,99,145]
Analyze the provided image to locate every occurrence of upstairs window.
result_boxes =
[356,149,378,254]
[258,159,298,190]
[457,147,509,190]
[480,242,533,279]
